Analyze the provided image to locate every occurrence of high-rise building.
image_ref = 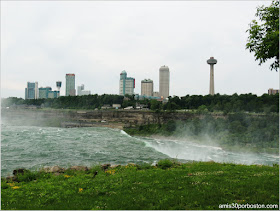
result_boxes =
[48,91,60,99]
[66,74,76,96]
[159,65,170,99]
[39,87,52,99]
[268,88,279,95]
[77,84,91,96]
[141,79,153,97]
[39,87,59,99]
[25,82,38,99]
[119,70,135,96]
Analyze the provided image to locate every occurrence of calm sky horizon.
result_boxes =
[1,1,279,99]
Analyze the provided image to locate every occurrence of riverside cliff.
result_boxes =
[1,108,222,129]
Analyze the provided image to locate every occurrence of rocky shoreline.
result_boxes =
[5,164,134,182]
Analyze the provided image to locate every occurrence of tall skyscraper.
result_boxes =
[207,57,217,95]
[119,70,135,96]
[141,79,153,97]
[25,82,38,99]
[159,65,170,99]
[66,74,76,96]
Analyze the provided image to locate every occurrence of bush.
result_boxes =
[136,163,153,170]
[16,170,38,182]
[157,159,173,169]
[166,120,176,132]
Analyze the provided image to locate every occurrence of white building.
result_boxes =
[141,79,153,97]
[119,70,135,96]
[112,104,121,109]
[77,84,91,96]
[159,65,170,99]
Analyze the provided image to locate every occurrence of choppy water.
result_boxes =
[1,124,279,176]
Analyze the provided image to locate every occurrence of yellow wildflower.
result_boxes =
[236,200,246,203]
[64,175,71,178]
[12,186,20,189]
[79,188,83,193]
[105,169,115,175]
[7,183,15,187]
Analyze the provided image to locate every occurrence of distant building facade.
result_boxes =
[48,91,60,99]
[159,65,170,99]
[39,87,59,99]
[141,79,153,97]
[112,104,121,109]
[66,74,76,96]
[153,91,160,97]
[56,81,62,96]
[119,70,135,96]
[268,88,279,95]
[25,82,38,99]
[77,84,84,96]
[77,84,91,96]
[39,87,52,99]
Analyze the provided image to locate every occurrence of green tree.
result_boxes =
[197,105,208,114]
[150,100,162,111]
[246,0,279,71]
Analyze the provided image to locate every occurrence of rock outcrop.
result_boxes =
[43,166,65,173]
[69,166,89,171]
[2,109,204,129]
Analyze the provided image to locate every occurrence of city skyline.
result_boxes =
[1,1,279,99]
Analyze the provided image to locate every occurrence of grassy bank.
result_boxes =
[1,160,279,210]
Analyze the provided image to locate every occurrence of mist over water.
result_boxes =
[1,124,279,176]
[143,138,279,166]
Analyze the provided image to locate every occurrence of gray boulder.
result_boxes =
[69,166,89,171]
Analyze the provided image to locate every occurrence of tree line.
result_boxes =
[165,93,279,113]
[2,93,279,113]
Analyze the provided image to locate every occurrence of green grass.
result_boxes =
[1,161,279,210]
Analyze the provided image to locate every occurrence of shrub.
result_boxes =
[157,159,173,169]
[136,163,153,170]
[16,171,38,182]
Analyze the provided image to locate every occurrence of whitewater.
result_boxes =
[1,124,278,176]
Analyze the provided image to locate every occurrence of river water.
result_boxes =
[1,124,279,176]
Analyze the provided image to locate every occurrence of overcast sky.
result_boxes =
[1,0,278,98]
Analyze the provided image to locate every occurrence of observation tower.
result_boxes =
[207,57,217,95]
